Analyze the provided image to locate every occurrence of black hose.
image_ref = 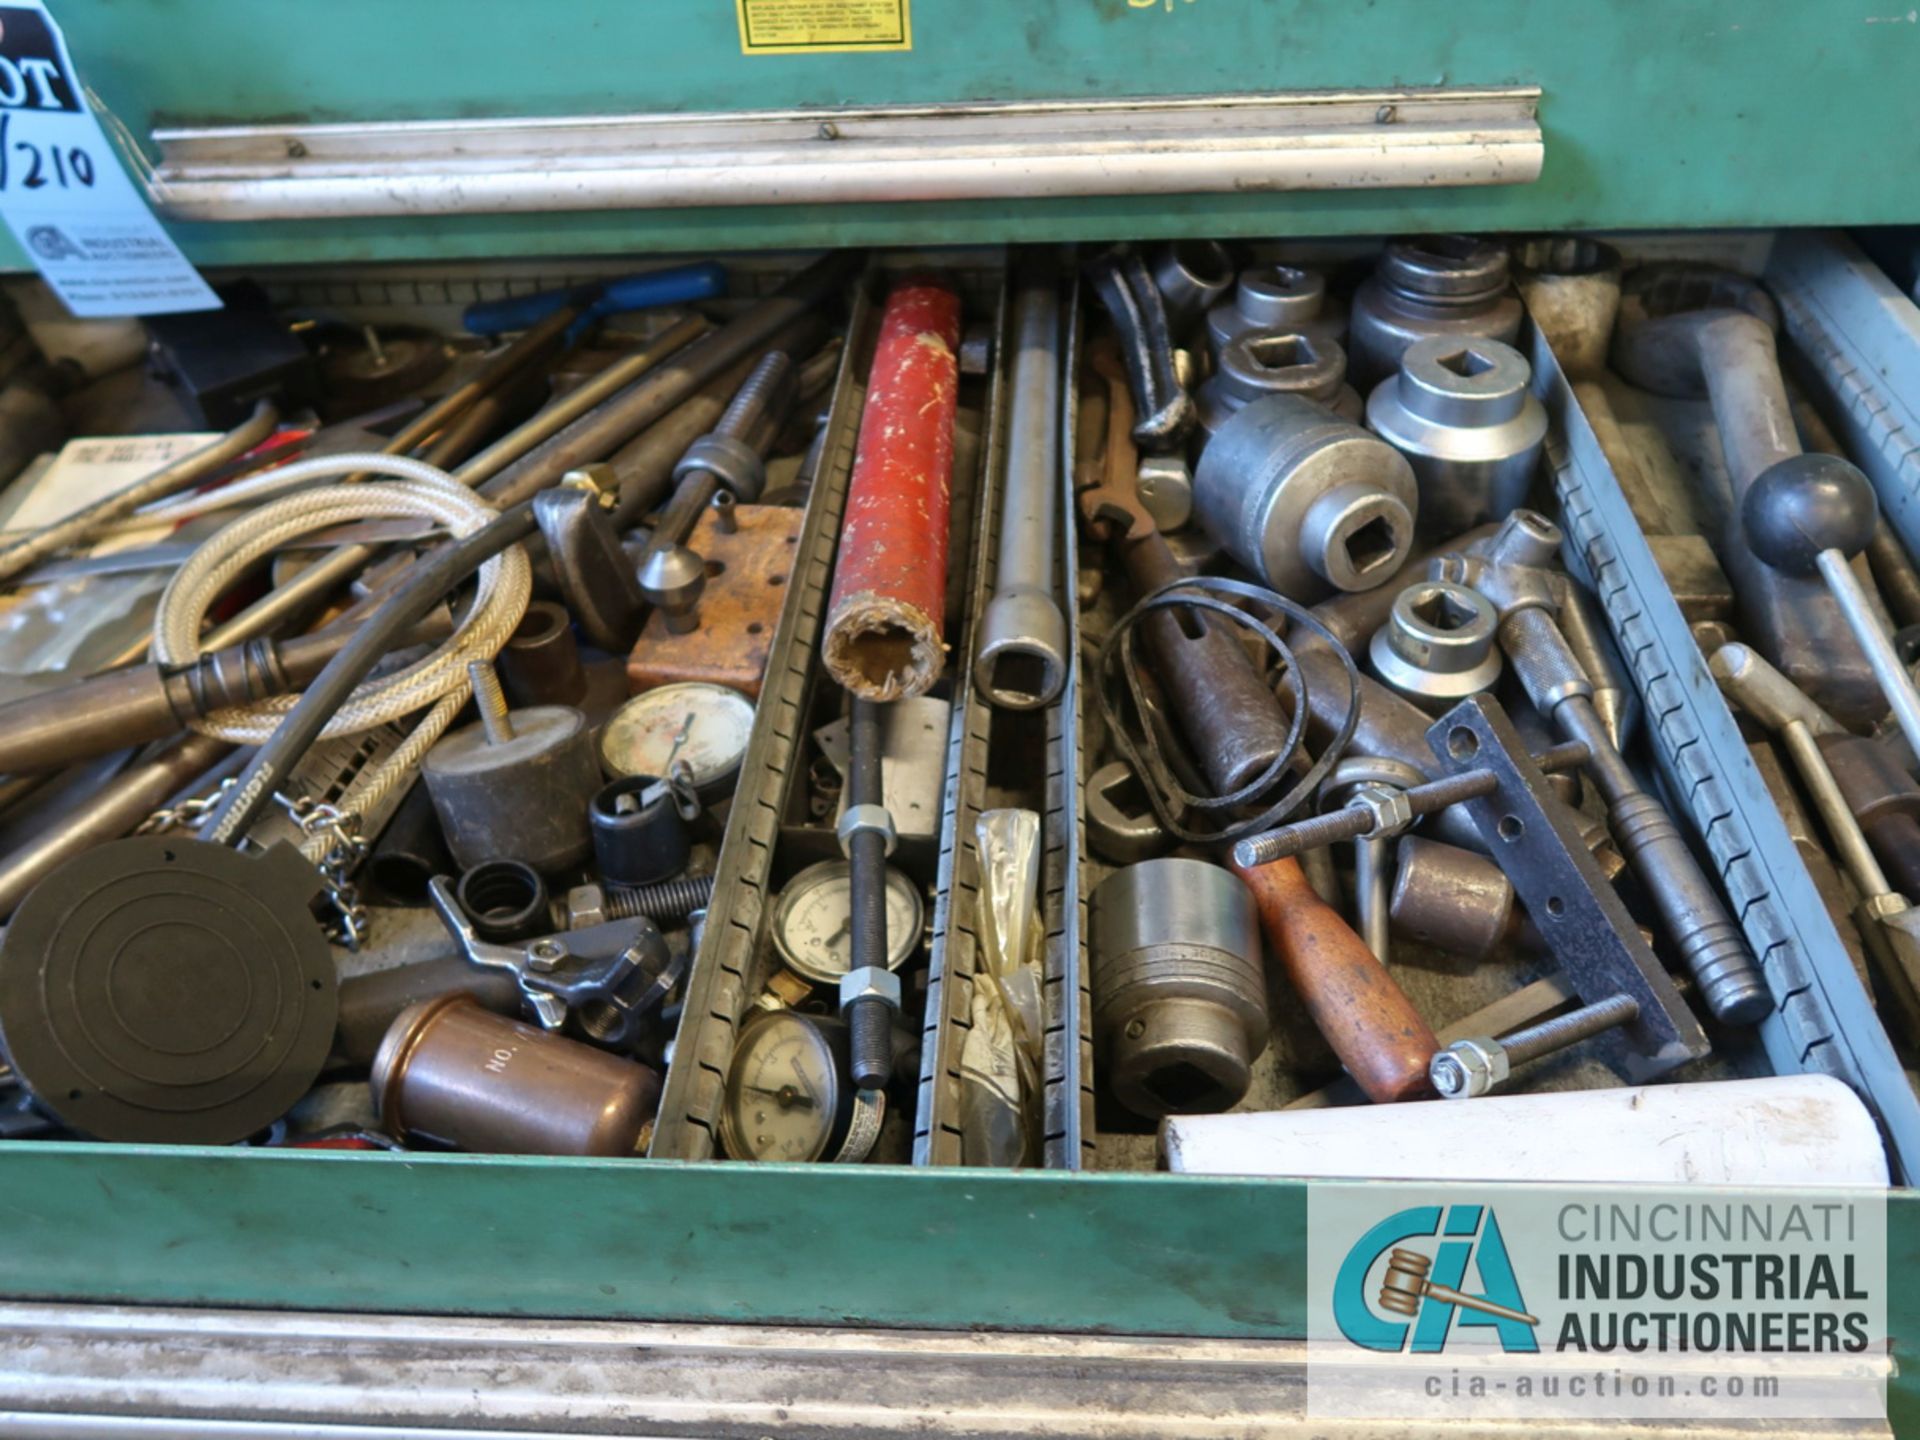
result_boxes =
[845,697,892,1089]
[198,503,539,846]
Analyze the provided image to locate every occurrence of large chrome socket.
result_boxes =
[1089,859,1267,1118]
[1365,335,1547,540]
[1349,236,1524,390]
[1193,393,1418,598]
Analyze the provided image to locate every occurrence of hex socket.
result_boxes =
[372,994,660,1156]
[1193,393,1417,599]
[1090,859,1267,1119]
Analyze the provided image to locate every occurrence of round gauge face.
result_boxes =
[600,683,755,791]
[771,861,922,984]
[721,1011,843,1163]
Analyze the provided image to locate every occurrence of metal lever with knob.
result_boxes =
[638,350,794,635]
[1742,453,1920,762]
[1379,1248,1540,1325]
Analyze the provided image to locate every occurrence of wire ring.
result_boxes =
[1095,575,1362,847]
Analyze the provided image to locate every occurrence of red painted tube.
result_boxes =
[822,277,963,701]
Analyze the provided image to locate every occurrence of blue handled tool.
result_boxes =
[462,261,727,338]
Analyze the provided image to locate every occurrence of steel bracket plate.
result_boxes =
[1424,696,1708,1080]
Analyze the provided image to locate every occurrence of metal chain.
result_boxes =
[280,794,371,950]
[135,776,236,836]
[136,779,370,949]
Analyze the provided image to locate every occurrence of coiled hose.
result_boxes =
[152,453,532,845]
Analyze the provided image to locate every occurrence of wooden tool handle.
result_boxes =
[1234,857,1438,1103]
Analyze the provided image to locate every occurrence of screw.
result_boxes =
[468,660,515,745]
[1231,741,1589,868]
[1429,994,1640,1099]
[711,489,739,534]
[527,938,566,974]
[716,351,793,443]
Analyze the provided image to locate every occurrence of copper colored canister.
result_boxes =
[371,994,659,1157]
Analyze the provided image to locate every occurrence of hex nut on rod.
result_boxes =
[1430,993,1641,1099]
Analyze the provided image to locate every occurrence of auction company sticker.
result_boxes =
[737,0,911,53]
[1308,1184,1887,1422]
[0,2,216,316]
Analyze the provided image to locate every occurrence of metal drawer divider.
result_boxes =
[1529,321,1920,1181]
[914,270,1090,1169]
[650,279,874,1161]
[913,277,1009,1166]
[1769,233,1920,597]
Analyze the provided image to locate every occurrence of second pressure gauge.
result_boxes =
[600,682,755,801]
[771,859,922,985]
[720,1010,854,1163]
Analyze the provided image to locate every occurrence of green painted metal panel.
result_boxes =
[0,1144,1305,1335]
[2,1144,1916,1424]
[12,0,1920,268]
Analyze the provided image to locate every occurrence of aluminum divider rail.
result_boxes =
[650,279,874,1160]
[1527,320,1920,1182]
[1769,233,1920,603]
[913,271,1089,1169]
[914,278,1009,1166]
[1048,277,1093,1170]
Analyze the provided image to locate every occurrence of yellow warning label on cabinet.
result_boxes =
[736,0,911,53]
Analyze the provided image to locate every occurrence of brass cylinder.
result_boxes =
[371,995,660,1156]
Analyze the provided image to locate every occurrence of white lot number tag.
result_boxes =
[0,2,216,316]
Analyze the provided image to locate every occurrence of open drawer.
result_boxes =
[0,232,1917,1439]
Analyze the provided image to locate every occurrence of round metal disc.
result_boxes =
[0,837,339,1144]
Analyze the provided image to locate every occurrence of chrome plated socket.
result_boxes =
[1369,579,1504,712]
[1193,393,1418,598]
[1365,336,1547,541]
[1349,236,1523,390]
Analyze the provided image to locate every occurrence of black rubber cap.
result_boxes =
[1742,453,1878,575]
[0,837,337,1144]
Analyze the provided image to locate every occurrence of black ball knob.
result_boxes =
[1741,453,1878,576]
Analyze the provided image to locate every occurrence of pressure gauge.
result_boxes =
[720,1010,854,1163]
[600,683,755,800]
[771,860,923,985]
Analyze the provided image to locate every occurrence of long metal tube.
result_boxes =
[0,400,280,586]
[479,254,854,510]
[0,732,230,917]
[974,281,1068,710]
[457,314,709,488]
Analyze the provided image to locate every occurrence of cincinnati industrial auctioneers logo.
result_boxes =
[1334,1203,1539,1354]
[1306,1185,1888,1421]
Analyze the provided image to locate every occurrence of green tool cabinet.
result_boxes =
[6,2,1920,1434]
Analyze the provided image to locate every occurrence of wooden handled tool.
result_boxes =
[1233,855,1438,1103]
